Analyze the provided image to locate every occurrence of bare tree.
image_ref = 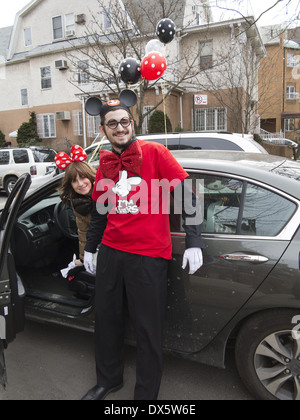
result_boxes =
[67,0,203,134]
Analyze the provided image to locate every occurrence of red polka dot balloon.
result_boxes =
[141,52,167,81]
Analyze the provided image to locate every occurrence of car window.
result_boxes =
[86,143,113,162]
[201,175,243,234]
[142,137,180,150]
[32,149,56,163]
[241,184,296,236]
[179,137,244,151]
[0,151,10,165]
[170,173,297,237]
[13,150,29,164]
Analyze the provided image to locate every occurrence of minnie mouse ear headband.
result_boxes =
[55,145,88,170]
[85,89,137,118]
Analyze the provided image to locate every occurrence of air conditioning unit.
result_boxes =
[66,30,76,38]
[56,111,71,121]
[76,14,86,24]
[55,60,69,70]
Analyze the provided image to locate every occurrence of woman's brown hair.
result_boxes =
[59,161,97,205]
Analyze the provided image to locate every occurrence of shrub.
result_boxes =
[17,112,41,146]
[148,110,172,134]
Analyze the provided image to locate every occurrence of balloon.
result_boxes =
[119,57,141,85]
[156,18,176,44]
[145,39,165,55]
[141,52,167,81]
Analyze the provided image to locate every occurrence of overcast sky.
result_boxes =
[0,0,299,29]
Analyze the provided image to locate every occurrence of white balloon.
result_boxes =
[145,39,165,55]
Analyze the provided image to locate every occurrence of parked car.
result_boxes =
[0,147,56,195]
[1,151,300,400]
[85,133,268,165]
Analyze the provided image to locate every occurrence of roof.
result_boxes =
[171,151,300,200]
[0,26,13,58]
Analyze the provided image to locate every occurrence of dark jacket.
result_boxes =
[72,194,93,260]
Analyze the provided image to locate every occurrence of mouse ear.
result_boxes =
[85,97,103,116]
[119,90,138,108]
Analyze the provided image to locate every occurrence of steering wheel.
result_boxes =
[54,202,78,240]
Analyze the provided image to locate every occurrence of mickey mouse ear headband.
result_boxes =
[55,145,88,170]
[85,89,137,118]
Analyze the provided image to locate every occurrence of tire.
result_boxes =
[4,176,18,196]
[235,310,300,400]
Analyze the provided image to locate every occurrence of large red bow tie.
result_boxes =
[100,140,143,179]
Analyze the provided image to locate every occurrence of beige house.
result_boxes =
[0,0,265,150]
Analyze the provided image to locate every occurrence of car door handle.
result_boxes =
[221,253,269,263]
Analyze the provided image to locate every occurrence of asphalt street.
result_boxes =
[0,321,253,401]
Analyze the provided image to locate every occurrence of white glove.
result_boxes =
[182,248,203,275]
[61,254,77,278]
[84,251,97,275]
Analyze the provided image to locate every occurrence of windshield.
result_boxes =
[271,161,300,181]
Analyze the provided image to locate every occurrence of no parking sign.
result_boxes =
[194,94,208,106]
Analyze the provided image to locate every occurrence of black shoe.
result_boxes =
[81,384,123,401]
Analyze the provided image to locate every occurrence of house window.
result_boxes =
[65,13,75,34]
[287,53,300,68]
[199,40,213,70]
[77,61,90,84]
[24,28,32,47]
[52,16,63,40]
[53,14,75,40]
[142,106,155,134]
[21,88,28,106]
[286,86,297,100]
[103,8,112,30]
[37,114,56,138]
[284,119,295,132]
[195,108,227,131]
[73,110,83,136]
[87,115,101,138]
[41,67,52,89]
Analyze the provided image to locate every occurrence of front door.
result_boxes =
[0,174,31,387]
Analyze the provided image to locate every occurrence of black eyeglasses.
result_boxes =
[105,117,132,130]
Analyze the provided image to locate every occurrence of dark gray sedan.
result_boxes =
[1,151,300,400]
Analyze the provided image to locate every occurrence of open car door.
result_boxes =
[0,174,31,388]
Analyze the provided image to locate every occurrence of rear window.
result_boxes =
[179,137,243,151]
[32,149,56,163]
[0,151,9,165]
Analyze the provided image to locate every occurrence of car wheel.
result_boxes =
[4,176,18,196]
[235,310,300,400]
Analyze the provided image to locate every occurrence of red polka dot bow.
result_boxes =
[55,145,88,170]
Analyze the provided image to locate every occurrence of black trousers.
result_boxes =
[95,245,168,400]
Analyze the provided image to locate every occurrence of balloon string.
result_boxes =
[163,78,168,149]
[163,44,168,149]
[88,135,106,164]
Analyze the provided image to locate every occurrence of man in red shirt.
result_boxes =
[82,99,204,401]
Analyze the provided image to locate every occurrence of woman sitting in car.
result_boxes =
[56,145,96,268]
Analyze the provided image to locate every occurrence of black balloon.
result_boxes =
[119,58,141,85]
[156,18,176,44]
